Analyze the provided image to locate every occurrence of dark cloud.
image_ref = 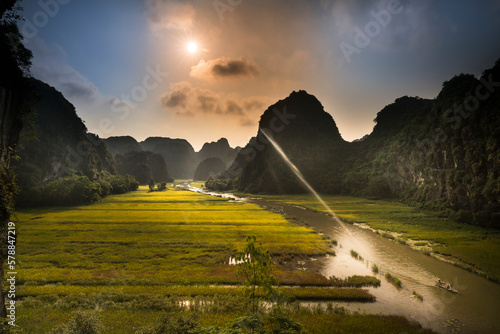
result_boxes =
[190,57,262,81]
[197,94,220,113]
[160,82,269,123]
[224,100,244,115]
[212,59,260,77]
[160,81,191,110]
[165,90,188,108]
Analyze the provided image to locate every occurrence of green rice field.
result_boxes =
[6,187,435,333]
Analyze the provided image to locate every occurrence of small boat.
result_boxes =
[436,279,459,294]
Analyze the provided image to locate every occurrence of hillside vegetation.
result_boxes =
[217,60,500,228]
[13,80,138,207]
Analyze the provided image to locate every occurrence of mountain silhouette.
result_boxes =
[231,90,346,193]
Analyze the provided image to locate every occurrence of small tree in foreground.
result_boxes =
[234,236,305,334]
[236,235,276,315]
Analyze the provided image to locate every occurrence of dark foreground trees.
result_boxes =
[0,0,36,319]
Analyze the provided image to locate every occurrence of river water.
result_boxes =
[179,184,500,333]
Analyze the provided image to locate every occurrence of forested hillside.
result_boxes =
[351,61,500,227]
[115,151,170,184]
[216,61,500,228]
[14,80,138,206]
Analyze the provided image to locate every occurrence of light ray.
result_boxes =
[261,129,349,231]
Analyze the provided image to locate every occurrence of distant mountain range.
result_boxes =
[14,59,500,227]
[102,135,240,180]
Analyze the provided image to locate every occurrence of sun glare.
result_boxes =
[187,42,198,54]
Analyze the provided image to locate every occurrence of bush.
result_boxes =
[17,173,139,207]
[51,311,104,334]
[136,314,200,334]
[0,321,13,334]
[205,178,233,192]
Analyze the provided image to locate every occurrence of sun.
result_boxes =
[187,42,198,54]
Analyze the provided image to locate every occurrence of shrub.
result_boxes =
[51,311,104,334]
[17,173,139,207]
[136,314,200,334]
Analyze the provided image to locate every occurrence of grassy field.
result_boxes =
[260,195,500,282]
[8,187,431,333]
[14,188,332,287]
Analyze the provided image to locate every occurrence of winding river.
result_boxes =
[179,184,500,333]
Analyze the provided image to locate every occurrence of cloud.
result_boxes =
[224,99,244,115]
[29,38,101,104]
[160,81,269,125]
[106,97,134,111]
[190,57,262,81]
[145,0,195,32]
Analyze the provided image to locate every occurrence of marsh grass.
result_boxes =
[385,273,402,289]
[260,194,500,282]
[350,250,363,261]
[329,275,381,288]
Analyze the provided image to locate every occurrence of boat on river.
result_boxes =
[436,279,460,294]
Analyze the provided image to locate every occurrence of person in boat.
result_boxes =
[437,279,442,284]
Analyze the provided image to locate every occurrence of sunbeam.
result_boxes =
[261,129,349,231]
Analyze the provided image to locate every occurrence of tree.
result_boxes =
[0,1,35,318]
[148,179,155,192]
[234,236,304,334]
[236,236,276,317]
[157,182,167,191]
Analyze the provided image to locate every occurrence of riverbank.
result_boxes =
[256,194,500,284]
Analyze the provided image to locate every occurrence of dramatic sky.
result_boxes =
[19,0,500,150]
